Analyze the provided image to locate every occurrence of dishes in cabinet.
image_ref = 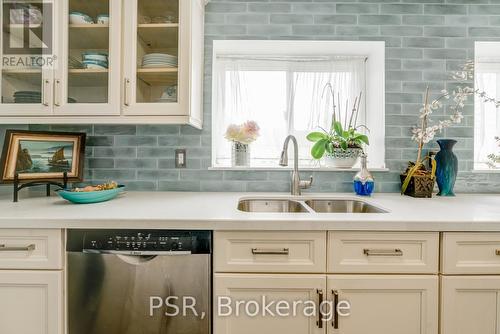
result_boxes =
[138,15,152,24]
[157,85,177,103]
[96,14,109,25]
[68,56,84,69]
[151,15,176,24]
[81,52,108,69]
[82,60,108,70]
[11,4,42,26]
[141,53,177,68]
[82,52,108,63]
[69,12,94,25]
[13,91,42,104]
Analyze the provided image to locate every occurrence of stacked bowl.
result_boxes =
[142,53,177,68]
[82,52,108,69]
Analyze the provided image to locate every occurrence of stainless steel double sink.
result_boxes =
[237,198,388,213]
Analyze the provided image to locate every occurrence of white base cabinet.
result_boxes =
[441,276,500,334]
[0,270,63,334]
[327,275,438,334]
[214,274,326,334]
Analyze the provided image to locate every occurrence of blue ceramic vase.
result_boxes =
[435,139,458,196]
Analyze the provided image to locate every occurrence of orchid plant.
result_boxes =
[307,83,369,159]
[225,121,260,145]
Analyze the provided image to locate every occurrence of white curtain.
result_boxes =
[474,62,500,169]
[213,56,366,167]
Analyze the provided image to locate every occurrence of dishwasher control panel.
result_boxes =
[67,230,211,254]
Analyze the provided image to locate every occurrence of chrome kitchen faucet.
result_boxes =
[279,135,313,196]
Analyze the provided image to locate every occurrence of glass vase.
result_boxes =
[435,139,458,196]
[231,142,250,167]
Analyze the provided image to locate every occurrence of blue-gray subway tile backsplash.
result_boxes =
[1,0,499,193]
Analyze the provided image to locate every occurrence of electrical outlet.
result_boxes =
[175,149,187,168]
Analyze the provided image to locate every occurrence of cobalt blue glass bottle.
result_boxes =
[353,153,374,196]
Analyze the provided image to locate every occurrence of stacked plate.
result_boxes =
[14,91,42,104]
[142,53,177,68]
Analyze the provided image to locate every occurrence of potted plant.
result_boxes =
[225,121,260,167]
[307,85,369,168]
[401,86,470,197]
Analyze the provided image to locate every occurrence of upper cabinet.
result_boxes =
[0,0,205,127]
[0,0,55,116]
[56,0,121,116]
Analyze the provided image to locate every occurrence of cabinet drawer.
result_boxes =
[0,229,62,270]
[442,232,500,274]
[214,231,326,273]
[328,232,439,274]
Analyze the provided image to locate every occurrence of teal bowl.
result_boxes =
[57,185,125,204]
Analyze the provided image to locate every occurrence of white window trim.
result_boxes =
[211,40,386,170]
[474,41,500,172]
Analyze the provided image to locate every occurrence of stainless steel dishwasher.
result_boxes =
[67,229,211,334]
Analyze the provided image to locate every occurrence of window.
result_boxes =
[475,42,500,170]
[211,40,386,169]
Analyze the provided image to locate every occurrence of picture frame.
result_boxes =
[0,130,86,183]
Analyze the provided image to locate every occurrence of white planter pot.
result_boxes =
[323,148,363,168]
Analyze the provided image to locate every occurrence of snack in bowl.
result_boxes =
[57,181,125,204]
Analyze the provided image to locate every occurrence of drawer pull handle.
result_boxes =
[251,248,289,255]
[495,249,500,256]
[332,290,339,329]
[316,289,324,329]
[0,244,36,252]
[363,248,403,256]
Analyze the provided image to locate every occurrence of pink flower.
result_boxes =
[242,121,260,138]
[225,121,260,144]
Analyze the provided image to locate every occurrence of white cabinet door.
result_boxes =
[54,0,121,115]
[122,0,185,116]
[441,276,500,334]
[327,275,438,334]
[0,0,55,116]
[214,274,326,334]
[0,270,62,334]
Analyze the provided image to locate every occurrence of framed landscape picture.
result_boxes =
[0,130,86,183]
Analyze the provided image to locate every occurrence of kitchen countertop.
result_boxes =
[0,191,499,231]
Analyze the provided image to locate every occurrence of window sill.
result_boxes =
[472,168,500,173]
[209,166,390,172]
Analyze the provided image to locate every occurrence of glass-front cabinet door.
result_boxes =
[0,0,55,116]
[54,0,120,115]
[123,0,186,116]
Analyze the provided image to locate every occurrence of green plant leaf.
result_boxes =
[325,141,333,153]
[333,121,343,137]
[354,134,370,145]
[306,132,327,142]
[311,139,327,159]
[340,141,348,150]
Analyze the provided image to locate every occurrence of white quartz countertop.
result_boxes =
[0,191,500,231]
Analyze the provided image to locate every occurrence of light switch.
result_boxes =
[175,149,186,168]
